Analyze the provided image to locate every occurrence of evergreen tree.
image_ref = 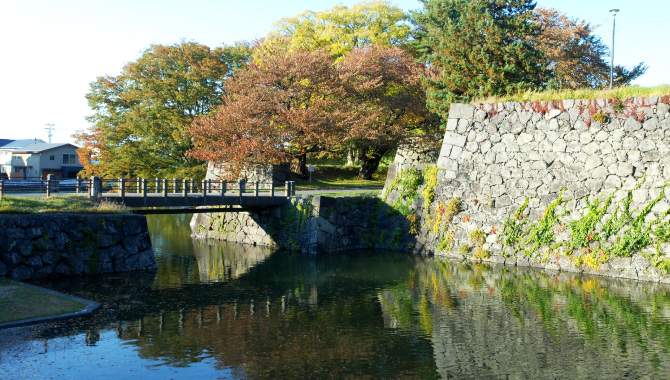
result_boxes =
[412,0,549,120]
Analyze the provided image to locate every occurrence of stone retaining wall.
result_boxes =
[384,96,670,283]
[0,214,156,281]
[191,196,411,254]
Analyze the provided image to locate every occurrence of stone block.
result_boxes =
[443,131,467,147]
[10,265,32,281]
[448,103,475,119]
[445,118,458,131]
[6,228,25,239]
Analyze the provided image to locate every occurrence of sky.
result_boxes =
[0,0,668,145]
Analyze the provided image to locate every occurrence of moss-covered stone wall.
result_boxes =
[384,97,670,283]
[0,214,156,281]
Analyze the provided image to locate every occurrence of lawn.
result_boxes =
[0,279,87,324]
[0,195,130,214]
[294,165,388,190]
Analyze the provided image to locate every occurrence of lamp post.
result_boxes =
[609,8,619,89]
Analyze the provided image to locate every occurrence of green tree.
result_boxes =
[269,0,411,60]
[412,0,549,120]
[75,41,251,179]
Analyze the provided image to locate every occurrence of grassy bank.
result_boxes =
[0,279,87,324]
[294,165,387,190]
[0,195,130,214]
[474,84,670,104]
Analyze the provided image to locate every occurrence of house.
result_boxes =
[0,140,83,179]
[0,139,46,178]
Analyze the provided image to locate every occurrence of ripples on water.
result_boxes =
[2,214,670,379]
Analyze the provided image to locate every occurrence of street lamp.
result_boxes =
[609,8,619,89]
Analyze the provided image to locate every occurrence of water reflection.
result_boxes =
[2,214,670,379]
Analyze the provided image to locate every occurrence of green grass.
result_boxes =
[294,165,387,190]
[0,279,87,323]
[308,190,382,198]
[473,85,670,104]
[0,195,131,214]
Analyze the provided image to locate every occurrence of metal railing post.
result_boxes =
[183,179,188,205]
[270,182,274,200]
[137,178,142,194]
[155,178,160,193]
[202,179,207,205]
[163,179,168,205]
[221,180,226,203]
[285,181,290,197]
[239,178,245,205]
[46,174,54,198]
[255,180,259,198]
[119,178,126,203]
[0,180,4,199]
[76,176,81,194]
[173,178,179,193]
[142,179,147,207]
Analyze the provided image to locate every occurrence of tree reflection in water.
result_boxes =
[6,214,670,379]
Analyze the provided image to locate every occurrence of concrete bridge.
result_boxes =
[88,177,296,213]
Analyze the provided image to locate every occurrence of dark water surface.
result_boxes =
[3,214,670,379]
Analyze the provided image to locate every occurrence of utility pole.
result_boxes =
[609,9,619,89]
[45,124,55,143]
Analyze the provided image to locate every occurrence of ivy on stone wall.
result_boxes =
[499,178,670,272]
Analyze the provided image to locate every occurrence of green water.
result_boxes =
[2,213,670,379]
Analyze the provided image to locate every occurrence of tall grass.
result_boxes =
[473,85,670,104]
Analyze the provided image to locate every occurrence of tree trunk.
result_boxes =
[346,148,360,166]
[292,152,308,179]
[358,148,386,180]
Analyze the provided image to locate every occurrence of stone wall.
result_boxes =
[206,162,291,187]
[191,196,411,254]
[393,135,442,171]
[384,96,670,282]
[0,214,156,281]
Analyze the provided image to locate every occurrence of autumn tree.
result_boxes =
[75,41,251,179]
[533,8,647,89]
[187,46,346,180]
[339,46,439,179]
[188,44,437,181]
[269,0,411,60]
[411,0,549,120]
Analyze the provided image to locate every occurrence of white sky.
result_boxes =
[0,0,668,145]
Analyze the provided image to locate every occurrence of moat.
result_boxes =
[2,213,670,379]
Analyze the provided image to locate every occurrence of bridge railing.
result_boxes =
[86,177,296,206]
[0,176,298,203]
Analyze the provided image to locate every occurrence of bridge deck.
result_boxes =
[101,191,288,208]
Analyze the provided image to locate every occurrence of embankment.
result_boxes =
[0,214,156,280]
[384,96,670,282]
[191,196,411,254]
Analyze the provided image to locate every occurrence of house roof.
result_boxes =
[13,142,79,153]
[0,139,45,149]
[0,139,15,148]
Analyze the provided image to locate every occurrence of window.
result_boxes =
[63,154,77,165]
[50,155,55,160]
[13,155,20,160]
